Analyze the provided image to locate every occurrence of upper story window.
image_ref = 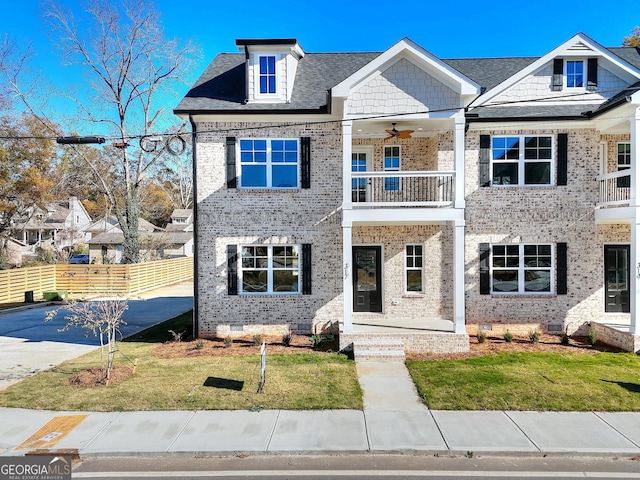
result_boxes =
[491,244,553,294]
[617,142,631,188]
[239,139,299,189]
[259,55,277,94]
[240,245,300,294]
[383,146,401,191]
[566,60,584,88]
[491,135,553,186]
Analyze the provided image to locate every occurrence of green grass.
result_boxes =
[0,311,362,411]
[123,310,192,343]
[407,351,640,411]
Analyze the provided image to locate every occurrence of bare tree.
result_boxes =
[623,26,640,47]
[0,0,198,263]
[46,298,128,382]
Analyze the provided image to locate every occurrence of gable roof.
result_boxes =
[175,35,640,121]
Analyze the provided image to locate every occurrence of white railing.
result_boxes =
[350,171,455,207]
[597,171,631,207]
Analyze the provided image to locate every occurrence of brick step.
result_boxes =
[352,338,405,351]
[353,338,406,362]
[354,348,406,362]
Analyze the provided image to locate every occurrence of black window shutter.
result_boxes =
[301,137,311,189]
[587,58,598,91]
[557,133,568,186]
[557,242,567,295]
[226,137,237,188]
[227,245,238,295]
[302,243,312,294]
[479,135,491,187]
[552,58,564,91]
[479,243,490,294]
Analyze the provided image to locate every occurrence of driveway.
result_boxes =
[0,281,194,389]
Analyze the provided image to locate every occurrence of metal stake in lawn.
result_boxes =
[257,342,266,393]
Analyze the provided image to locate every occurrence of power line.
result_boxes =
[0,84,638,142]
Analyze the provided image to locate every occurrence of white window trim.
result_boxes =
[238,138,300,189]
[491,135,555,187]
[405,243,424,294]
[383,145,401,192]
[239,244,301,295]
[564,59,586,90]
[617,142,631,171]
[251,53,281,101]
[490,243,554,295]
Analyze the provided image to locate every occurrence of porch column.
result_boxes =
[453,113,466,209]
[342,223,353,333]
[342,120,354,333]
[630,107,640,335]
[453,218,466,334]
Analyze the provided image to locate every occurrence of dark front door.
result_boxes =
[605,245,630,313]
[353,246,382,312]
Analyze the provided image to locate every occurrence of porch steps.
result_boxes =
[352,338,406,362]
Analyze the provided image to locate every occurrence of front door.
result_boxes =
[605,245,630,313]
[353,246,382,312]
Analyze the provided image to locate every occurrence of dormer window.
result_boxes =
[236,39,304,104]
[259,55,277,94]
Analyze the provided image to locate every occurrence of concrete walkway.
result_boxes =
[2,361,640,458]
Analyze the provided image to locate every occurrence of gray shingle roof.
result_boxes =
[175,44,640,119]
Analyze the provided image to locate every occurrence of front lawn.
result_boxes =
[0,311,362,411]
[407,351,640,411]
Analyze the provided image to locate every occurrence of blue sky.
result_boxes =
[1,0,638,125]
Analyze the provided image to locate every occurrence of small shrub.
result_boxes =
[503,330,513,343]
[168,329,184,342]
[528,329,540,343]
[252,334,263,346]
[588,329,598,346]
[560,332,570,345]
[194,339,204,350]
[282,332,292,347]
[477,330,487,343]
[223,335,233,348]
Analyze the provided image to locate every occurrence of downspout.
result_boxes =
[189,115,199,339]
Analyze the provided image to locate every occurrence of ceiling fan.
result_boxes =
[384,123,414,141]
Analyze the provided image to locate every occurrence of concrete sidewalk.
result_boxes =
[2,362,640,458]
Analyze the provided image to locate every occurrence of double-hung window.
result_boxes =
[259,55,277,94]
[491,135,553,186]
[405,244,423,293]
[383,146,400,191]
[491,244,552,294]
[240,245,300,294]
[566,60,584,88]
[617,142,631,188]
[239,139,299,188]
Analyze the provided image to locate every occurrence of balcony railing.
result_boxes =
[597,171,631,207]
[350,171,454,207]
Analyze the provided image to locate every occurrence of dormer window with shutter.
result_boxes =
[236,39,304,104]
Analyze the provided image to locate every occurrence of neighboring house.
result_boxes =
[165,209,194,232]
[12,196,92,250]
[87,215,193,262]
[175,34,640,353]
[0,237,26,267]
[86,215,161,263]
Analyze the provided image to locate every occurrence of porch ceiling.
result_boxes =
[352,118,453,138]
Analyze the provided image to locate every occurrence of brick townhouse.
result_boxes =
[175,33,640,354]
